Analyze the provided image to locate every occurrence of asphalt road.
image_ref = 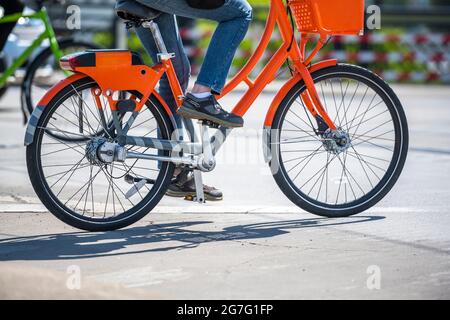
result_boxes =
[0,84,449,299]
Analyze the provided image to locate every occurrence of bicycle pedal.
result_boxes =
[202,120,220,129]
[184,195,206,203]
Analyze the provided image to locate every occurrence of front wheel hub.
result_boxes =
[322,128,352,155]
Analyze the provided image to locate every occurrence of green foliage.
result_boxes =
[248,0,270,4]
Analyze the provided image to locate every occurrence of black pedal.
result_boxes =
[202,120,220,129]
[117,100,136,113]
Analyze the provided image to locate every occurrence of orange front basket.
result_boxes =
[288,0,365,36]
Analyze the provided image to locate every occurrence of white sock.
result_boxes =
[191,91,212,99]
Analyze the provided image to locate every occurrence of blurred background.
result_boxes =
[2,0,449,85]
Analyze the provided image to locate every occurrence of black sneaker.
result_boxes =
[166,169,223,201]
[177,93,244,128]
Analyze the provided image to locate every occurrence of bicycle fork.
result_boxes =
[296,62,337,134]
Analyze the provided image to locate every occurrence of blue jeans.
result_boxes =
[135,0,253,117]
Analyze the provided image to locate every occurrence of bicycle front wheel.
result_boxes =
[270,64,409,217]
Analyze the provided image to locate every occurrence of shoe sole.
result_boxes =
[166,190,223,201]
[177,105,243,128]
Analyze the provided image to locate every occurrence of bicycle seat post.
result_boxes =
[142,21,175,61]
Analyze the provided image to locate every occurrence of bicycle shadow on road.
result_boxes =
[0,215,384,261]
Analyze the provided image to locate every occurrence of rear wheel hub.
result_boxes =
[85,138,126,165]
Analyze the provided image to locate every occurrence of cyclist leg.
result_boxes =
[135,12,191,132]
[136,0,252,95]
[136,0,252,127]
[135,11,223,200]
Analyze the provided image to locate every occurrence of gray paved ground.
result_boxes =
[0,84,449,299]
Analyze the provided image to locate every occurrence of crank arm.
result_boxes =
[126,151,198,167]
[298,63,337,132]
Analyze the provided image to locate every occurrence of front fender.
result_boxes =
[24,73,177,146]
[262,59,337,162]
[264,59,337,127]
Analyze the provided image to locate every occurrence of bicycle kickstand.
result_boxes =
[184,121,213,204]
[187,169,205,203]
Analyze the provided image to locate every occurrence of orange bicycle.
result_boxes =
[25,0,408,231]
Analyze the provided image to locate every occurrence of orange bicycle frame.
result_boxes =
[57,0,337,132]
[218,0,337,130]
[29,0,343,154]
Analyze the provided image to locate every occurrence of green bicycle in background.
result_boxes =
[0,0,99,121]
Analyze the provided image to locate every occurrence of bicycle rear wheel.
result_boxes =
[27,77,175,231]
[270,64,409,217]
